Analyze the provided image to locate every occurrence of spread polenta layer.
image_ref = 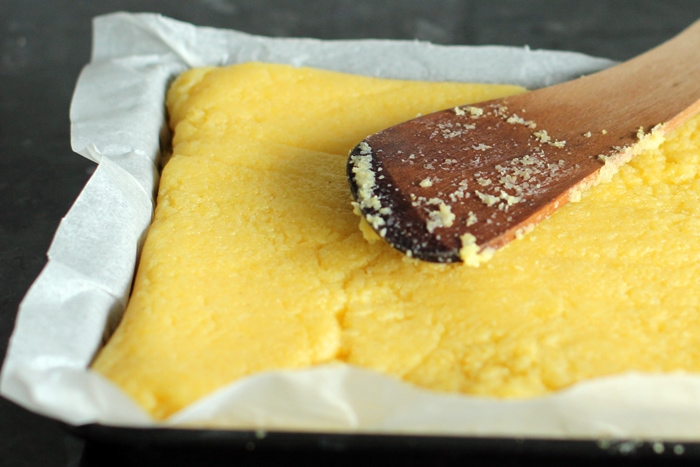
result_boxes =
[92,62,700,420]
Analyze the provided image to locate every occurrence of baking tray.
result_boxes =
[5,14,700,463]
[71,425,699,465]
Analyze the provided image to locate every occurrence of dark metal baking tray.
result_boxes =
[71,424,700,466]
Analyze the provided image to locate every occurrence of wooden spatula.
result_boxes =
[347,19,700,264]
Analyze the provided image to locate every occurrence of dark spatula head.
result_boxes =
[347,101,610,263]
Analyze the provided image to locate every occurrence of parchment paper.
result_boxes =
[4,12,700,443]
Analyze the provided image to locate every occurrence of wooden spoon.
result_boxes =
[347,19,700,264]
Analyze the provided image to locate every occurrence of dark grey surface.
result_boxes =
[2,1,700,465]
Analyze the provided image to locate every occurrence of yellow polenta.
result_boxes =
[92,62,700,420]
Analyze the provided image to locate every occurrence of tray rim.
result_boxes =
[70,424,698,461]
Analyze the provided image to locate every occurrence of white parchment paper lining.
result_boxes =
[4,12,700,442]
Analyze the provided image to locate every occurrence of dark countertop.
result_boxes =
[2,1,700,465]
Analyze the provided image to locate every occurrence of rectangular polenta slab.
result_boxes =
[92,62,700,420]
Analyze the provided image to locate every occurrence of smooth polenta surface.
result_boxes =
[91,62,700,420]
